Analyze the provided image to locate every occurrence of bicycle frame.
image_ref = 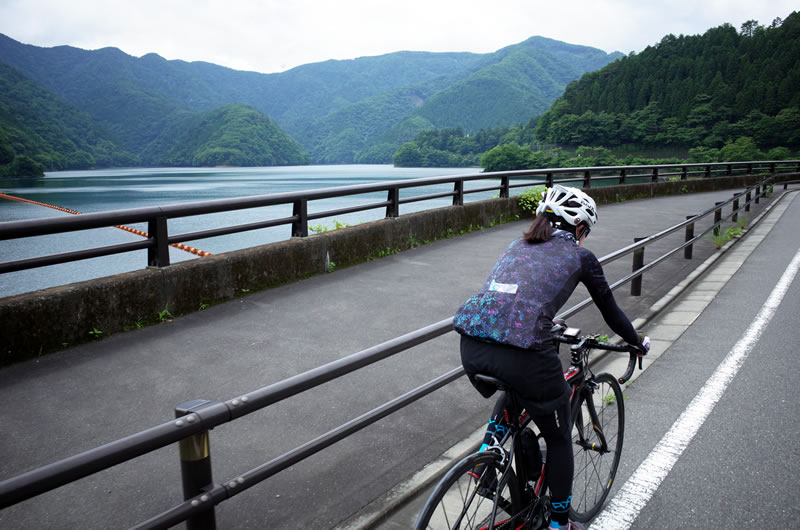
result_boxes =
[421,330,639,529]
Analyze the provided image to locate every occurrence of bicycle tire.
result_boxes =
[569,372,625,522]
[414,451,522,530]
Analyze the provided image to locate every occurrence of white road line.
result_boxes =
[590,246,800,530]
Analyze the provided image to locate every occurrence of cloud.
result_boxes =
[0,0,796,73]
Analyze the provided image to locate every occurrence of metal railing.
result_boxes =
[1,160,798,274]
[0,173,790,529]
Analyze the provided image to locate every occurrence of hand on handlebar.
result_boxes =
[634,333,650,356]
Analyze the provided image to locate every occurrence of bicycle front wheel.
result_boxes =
[570,372,625,522]
[414,451,522,530]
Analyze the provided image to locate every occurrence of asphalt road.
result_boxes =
[593,190,800,528]
[0,186,791,529]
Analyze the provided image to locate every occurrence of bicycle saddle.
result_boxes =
[473,373,509,391]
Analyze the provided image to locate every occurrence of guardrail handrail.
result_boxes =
[1,160,798,275]
[0,172,795,528]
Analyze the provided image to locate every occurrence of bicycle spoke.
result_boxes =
[416,452,521,529]
[569,373,625,522]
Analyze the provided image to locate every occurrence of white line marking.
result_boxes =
[590,247,800,530]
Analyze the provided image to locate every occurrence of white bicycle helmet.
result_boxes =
[535,184,598,227]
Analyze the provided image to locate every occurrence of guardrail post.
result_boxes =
[386,187,400,218]
[630,237,645,296]
[546,173,553,188]
[583,170,591,188]
[714,202,723,236]
[499,176,509,199]
[148,216,170,267]
[619,168,627,185]
[652,167,659,182]
[453,180,464,206]
[747,163,753,175]
[684,216,696,259]
[705,165,711,179]
[755,184,760,204]
[176,399,217,530]
[770,162,776,174]
[291,200,308,237]
[732,194,740,223]
[727,164,732,176]
[681,166,688,180]
[745,190,752,212]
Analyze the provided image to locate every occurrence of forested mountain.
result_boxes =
[534,12,800,151]
[0,60,136,175]
[0,33,621,167]
[152,104,310,167]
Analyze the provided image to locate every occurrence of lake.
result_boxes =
[0,165,511,297]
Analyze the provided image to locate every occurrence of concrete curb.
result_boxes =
[337,186,798,529]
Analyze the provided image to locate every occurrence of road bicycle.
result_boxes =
[414,321,643,529]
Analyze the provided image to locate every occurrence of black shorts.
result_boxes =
[460,334,570,415]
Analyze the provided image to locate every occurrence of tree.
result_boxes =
[392,143,424,167]
[718,136,763,161]
[739,20,761,37]
[4,155,45,177]
[479,143,533,172]
[0,129,15,165]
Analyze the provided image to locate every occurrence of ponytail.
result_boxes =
[523,215,553,243]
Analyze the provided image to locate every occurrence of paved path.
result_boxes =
[0,185,790,529]
[371,187,800,529]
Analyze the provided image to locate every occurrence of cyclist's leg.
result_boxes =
[531,400,573,527]
[479,393,510,451]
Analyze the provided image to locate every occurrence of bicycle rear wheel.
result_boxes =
[414,451,522,530]
[569,372,624,522]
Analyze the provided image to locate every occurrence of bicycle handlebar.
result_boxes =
[553,331,644,385]
[618,351,643,385]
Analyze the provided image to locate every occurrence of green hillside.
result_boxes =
[154,104,310,167]
[0,33,621,165]
[0,60,136,175]
[534,12,800,152]
[299,38,623,163]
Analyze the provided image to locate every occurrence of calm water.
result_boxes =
[0,165,507,297]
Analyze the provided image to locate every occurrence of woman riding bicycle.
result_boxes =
[453,185,649,530]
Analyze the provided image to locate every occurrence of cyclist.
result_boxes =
[454,185,649,529]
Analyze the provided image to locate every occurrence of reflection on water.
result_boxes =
[1,165,509,297]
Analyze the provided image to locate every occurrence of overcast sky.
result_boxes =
[0,1,795,74]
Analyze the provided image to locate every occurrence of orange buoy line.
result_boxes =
[0,192,212,257]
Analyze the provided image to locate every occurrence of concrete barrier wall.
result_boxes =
[0,172,780,366]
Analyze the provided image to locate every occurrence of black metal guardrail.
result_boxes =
[1,160,798,274]
[0,169,795,529]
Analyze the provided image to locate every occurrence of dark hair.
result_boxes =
[523,215,553,243]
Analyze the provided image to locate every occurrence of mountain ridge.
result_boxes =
[0,32,623,168]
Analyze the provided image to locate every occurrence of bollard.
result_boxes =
[732,194,739,223]
[684,216,696,259]
[176,399,217,530]
[630,237,645,296]
[745,190,752,212]
[713,202,723,237]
